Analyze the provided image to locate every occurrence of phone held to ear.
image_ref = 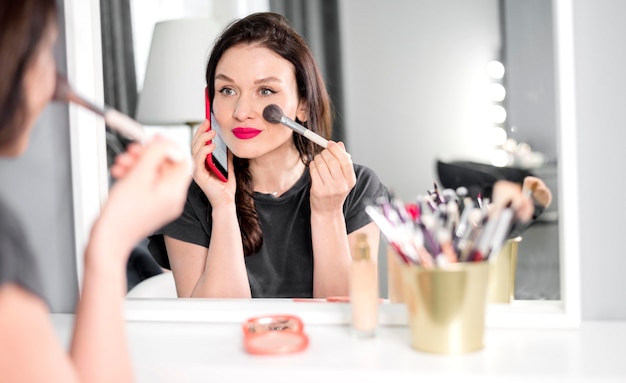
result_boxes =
[204,87,228,182]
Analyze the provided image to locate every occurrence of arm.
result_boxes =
[0,285,79,382]
[69,137,191,383]
[166,204,251,298]
[166,121,250,298]
[70,224,134,383]
[310,213,381,298]
[310,206,352,297]
[309,141,360,297]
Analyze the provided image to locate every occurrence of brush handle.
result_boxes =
[55,73,184,162]
[105,109,184,162]
[279,115,328,148]
[104,108,147,144]
[302,130,329,148]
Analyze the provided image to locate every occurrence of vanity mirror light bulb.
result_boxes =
[489,83,506,102]
[490,105,507,124]
[350,234,379,338]
[486,60,505,79]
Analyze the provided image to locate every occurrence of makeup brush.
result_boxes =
[53,73,185,162]
[53,73,147,144]
[262,104,328,148]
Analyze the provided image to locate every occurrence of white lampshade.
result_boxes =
[135,18,223,125]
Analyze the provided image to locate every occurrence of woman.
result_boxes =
[149,12,389,298]
[0,1,191,381]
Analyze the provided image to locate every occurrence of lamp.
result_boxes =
[135,18,223,129]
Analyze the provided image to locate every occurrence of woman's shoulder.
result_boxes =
[353,163,386,187]
[0,199,46,303]
[187,179,206,200]
[353,163,378,176]
[183,180,209,210]
[0,199,28,254]
[0,198,20,228]
[350,162,389,198]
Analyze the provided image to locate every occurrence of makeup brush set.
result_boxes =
[366,183,516,267]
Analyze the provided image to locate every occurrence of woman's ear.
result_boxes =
[296,100,308,123]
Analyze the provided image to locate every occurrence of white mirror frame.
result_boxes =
[66,0,580,328]
[64,0,108,293]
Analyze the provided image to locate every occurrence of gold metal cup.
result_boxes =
[487,236,521,304]
[400,261,489,354]
[387,245,406,303]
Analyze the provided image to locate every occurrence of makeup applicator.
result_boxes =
[53,73,185,162]
[262,104,329,148]
[53,72,147,144]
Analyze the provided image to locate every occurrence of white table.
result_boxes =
[51,314,626,383]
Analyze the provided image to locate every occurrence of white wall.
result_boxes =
[339,0,501,298]
[339,0,501,202]
[573,0,626,319]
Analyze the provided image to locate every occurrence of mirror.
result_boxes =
[65,0,580,327]
[336,0,560,301]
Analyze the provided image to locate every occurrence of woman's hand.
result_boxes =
[309,141,356,215]
[491,180,534,222]
[491,175,553,223]
[190,120,237,207]
[96,136,192,258]
[523,176,552,208]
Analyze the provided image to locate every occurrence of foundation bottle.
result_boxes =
[350,233,379,338]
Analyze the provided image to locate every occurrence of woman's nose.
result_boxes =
[232,95,255,121]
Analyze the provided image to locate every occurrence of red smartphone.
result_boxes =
[204,87,228,182]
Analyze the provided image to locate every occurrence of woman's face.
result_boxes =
[212,43,307,160]
[12,23,58,155]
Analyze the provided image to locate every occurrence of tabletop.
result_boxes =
[51,314,626,383]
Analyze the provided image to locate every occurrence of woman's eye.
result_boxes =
[219,87,236,96]
[259,88,275,96]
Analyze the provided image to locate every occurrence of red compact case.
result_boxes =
[242,314,309,355]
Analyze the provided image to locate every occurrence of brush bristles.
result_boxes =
[263,104,284,124]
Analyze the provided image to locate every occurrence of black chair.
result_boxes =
[436,159,534,200]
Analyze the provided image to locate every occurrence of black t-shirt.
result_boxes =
[149,164,389,298]
[0,198,46,304]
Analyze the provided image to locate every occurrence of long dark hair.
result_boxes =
[0,0,57,149]
[205,12,333,256]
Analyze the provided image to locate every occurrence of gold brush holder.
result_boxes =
[487,236,521,304]
[400,261,490,354]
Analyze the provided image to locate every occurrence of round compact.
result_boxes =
[242,314,309,355]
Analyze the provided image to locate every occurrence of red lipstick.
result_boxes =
[232,127,261,139]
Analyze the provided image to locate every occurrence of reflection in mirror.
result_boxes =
[99,1,562,305]
[338,0,558,302]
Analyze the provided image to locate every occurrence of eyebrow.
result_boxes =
[254,76,283,85]
[214,74,233,82]
[214,74,283,85]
